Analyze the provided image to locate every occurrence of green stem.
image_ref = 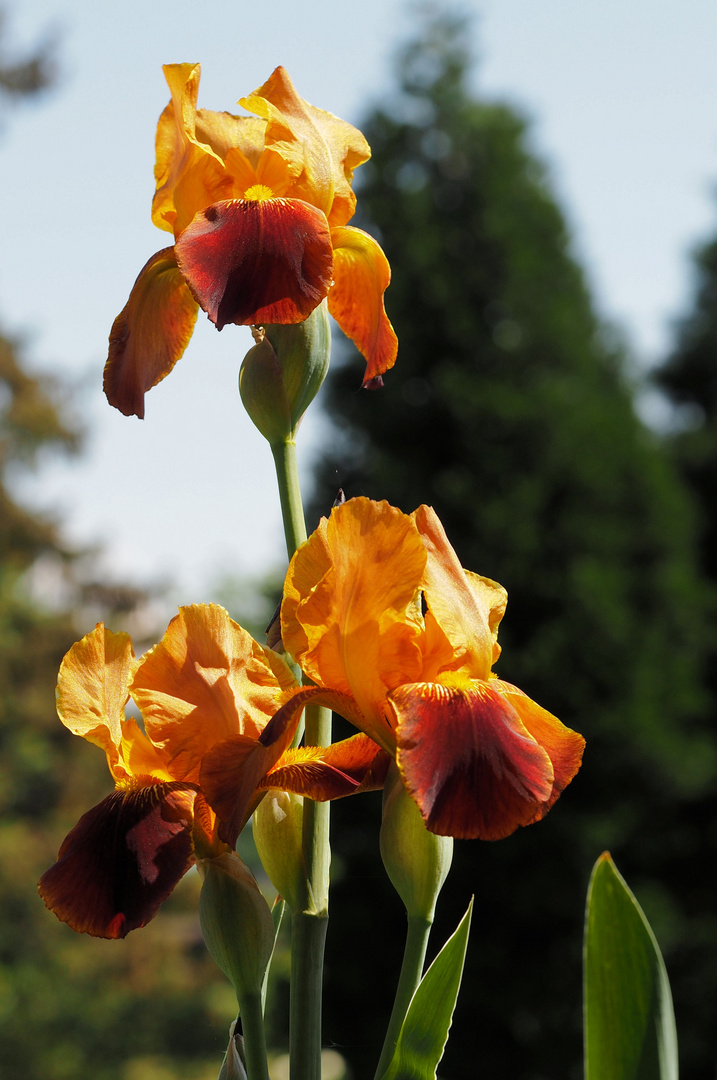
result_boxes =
[269,438,332,1080]
[271,439,307,557]
[374,916,433,1080]
[237,991,270,1080]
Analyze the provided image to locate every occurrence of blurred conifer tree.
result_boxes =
[0,16,231,1078]
[311,10,717,1078]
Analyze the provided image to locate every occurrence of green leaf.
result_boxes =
[380,899,473,1080]
[584,852,678,1080]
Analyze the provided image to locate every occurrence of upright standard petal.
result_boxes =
[175,198,333,329]
[239,66,370,224]
[282,498,425,747]
[328,226,398,384]
[131,604,297,783]
[152,64,233,237]
[38,782,198,938]
[104,248,198,419]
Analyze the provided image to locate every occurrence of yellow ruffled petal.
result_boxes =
[56,625,134,781]
[152,63,233,237]
[104,247,198,419]
[282,498,425,742]
[328,226,398,383]
[239,66,369,221]
[130,604,297,784]
[412,505,506,682]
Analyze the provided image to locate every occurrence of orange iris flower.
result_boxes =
[38,604,386,938]
[268,498,584,841]
[104,64,398,418]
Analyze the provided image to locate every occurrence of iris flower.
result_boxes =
[260,498,584,841]
[104,64,398,418]
[38,604,386,938]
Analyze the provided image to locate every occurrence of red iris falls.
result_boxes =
[104,64,397,418]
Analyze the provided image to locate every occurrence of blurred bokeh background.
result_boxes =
[3,2,717,1077]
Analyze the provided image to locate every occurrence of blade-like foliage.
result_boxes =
[584,852,678,1080]
[380,899,473,1080]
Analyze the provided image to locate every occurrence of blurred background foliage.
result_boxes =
[2,7,717,1080]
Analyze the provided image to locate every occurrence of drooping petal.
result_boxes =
[239,66,370,223]
[282,499,426,745]
[175,198,333,329]
[328,226,398,383]
[152,64,233,237]
[262,734,390,798]
[391,681,555,840]
[56,624,134,780]
[412,505,506,682]
[131,604,296,783]
[38,782,198,938]
[104,248,198,419]
[491,681,585,822]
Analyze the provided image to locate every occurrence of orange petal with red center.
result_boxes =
[38,782,197,938]
[491,680,585,822]
[391,681,555,840]
[328,226,398,383]
[131,604,296,784]
[104,248,198,419]
[175,197,333,329]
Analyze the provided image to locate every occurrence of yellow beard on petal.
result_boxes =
[244,184,275,202]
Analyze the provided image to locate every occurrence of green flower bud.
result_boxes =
[380,763,453,922]
[198,852,275,1000]
[253,790,307,913]
[239,301,331,445]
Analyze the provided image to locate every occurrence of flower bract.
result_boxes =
[104,64,397,418]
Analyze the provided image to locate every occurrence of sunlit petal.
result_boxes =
[175,198,333,329]
[104,248,198,419]
[131,604,296,784]
[263,734,390,798]
[38,782,197,938]
[328,226,398,383]
[56,623,134,780]
[391,681,555,840]
[282,498,425,744]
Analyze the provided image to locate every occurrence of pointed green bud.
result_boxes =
[198,852,275,1000]
[253,790,307,913]
[239,301,331,445]
[380,763,453,922]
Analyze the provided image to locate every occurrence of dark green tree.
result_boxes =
[0,20,233,1078]
[312,12,717,1078]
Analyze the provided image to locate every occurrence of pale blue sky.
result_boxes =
[4,0,717,604]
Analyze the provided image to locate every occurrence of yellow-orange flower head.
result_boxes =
[104,65,397,418]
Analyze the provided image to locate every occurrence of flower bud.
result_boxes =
[198,852,275,1000]
[239,301,331,445]
[218,1020,247,1080]
[380,763,453,922]
[253,790,307,913]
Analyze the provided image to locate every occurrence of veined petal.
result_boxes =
[391,681,555,840]
[104,248,198,419]
[328,226,398,383]
[412,505,506,681]
[239,66,370,222]
[56,624,134,780]
[152,64,233,236]
[263,734,390,799]
[282,499,426,743]
[175,198,333,329]
[130,604,296,784]
[38,782,197,938]
[491,681,585,821]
